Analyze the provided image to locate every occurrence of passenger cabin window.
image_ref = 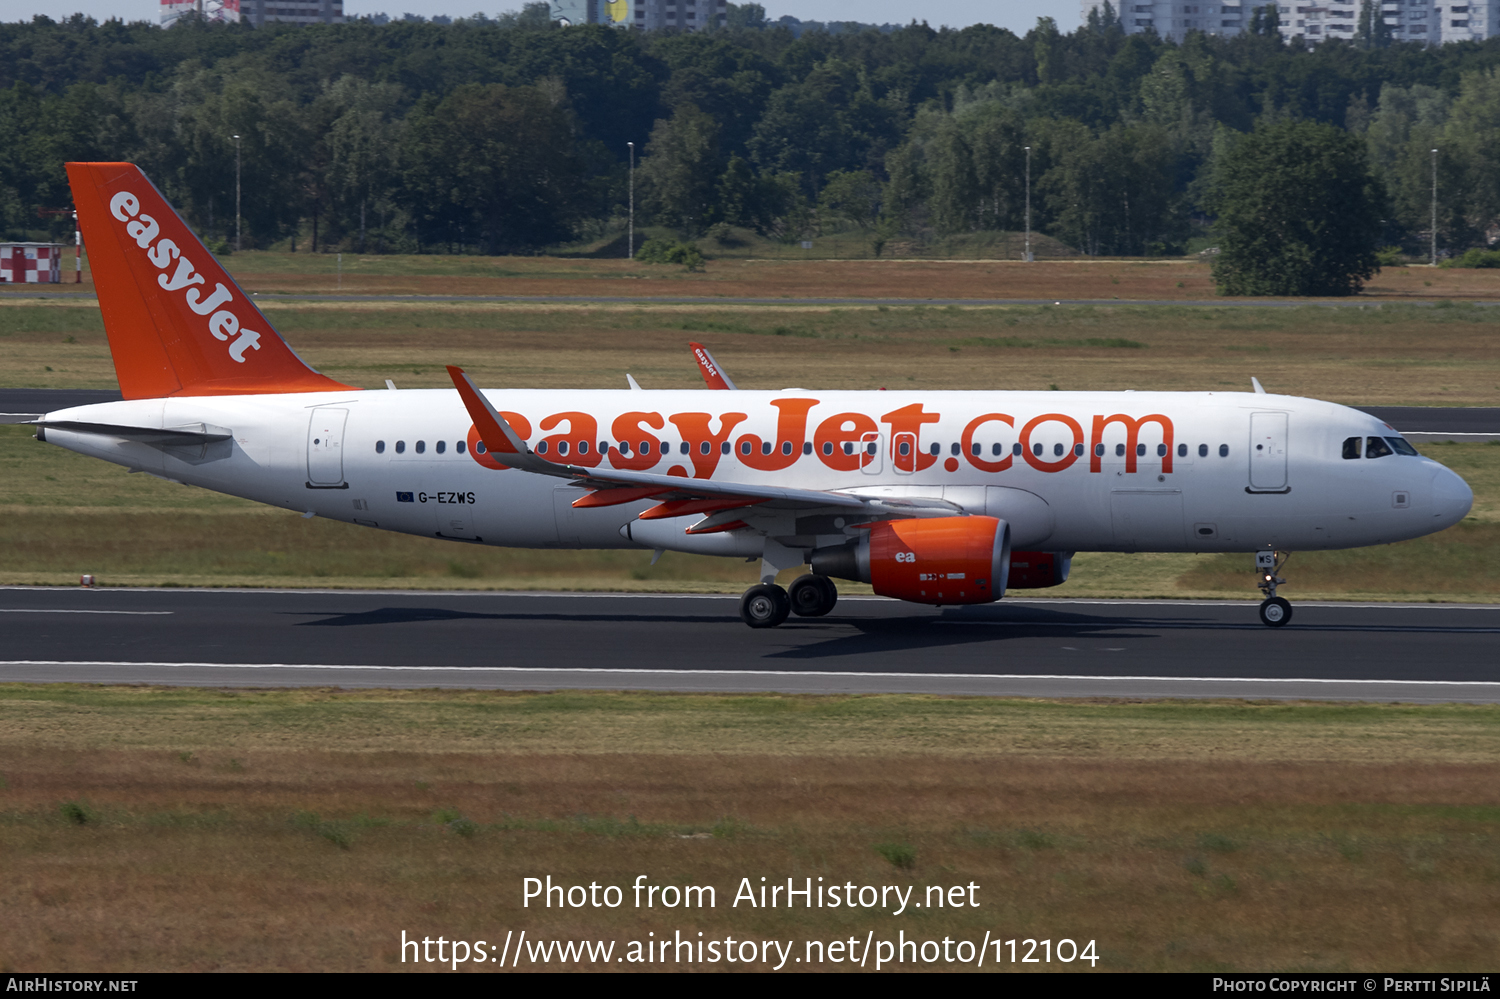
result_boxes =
[395,441,406,454]
[375,440,385,454]
[1387,437,1419,456]
[435,440,446,454]
[1218,444,1229,457]
[1342,436,1362,459]
[415,440,425,454]
[803,442,813,455]
[456,441,466,454]
[1198,444,1208,457]
[1366,436,1393,459]
[1178,443,1187,457]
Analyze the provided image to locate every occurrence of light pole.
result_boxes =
[1024,145,1032,262]
[1430,147,1438,267]
[627,141,635,260]
[232,134,242,252]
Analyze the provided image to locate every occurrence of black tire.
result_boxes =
[741,584,791,628]
[1259,597,1293,628]
[788,574,837,617]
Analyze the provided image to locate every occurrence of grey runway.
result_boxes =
[1,588,1496,701]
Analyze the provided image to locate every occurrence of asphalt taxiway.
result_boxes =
[1,588,1496,702]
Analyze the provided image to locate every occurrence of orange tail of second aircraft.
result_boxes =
[67,162,355,399]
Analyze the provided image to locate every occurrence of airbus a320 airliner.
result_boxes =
[34,163,1473,628]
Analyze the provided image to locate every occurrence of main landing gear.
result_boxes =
[740,574,838,628]
[1256,550,1293,628]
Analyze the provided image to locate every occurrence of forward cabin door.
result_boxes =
[307,408,348,487]
[1248,412,1289,491]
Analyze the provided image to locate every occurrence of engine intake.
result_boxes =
[811,516,1010,605]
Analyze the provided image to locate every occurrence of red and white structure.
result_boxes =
[160,0,241,26]
[0,243,67,284]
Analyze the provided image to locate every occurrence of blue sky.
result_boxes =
[0,1,1080,36]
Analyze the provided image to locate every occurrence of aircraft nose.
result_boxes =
[1430,466,1474,529]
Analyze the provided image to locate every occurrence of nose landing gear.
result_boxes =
[1256,550,1293,627]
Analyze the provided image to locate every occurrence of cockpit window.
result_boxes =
[1365,436,1394,459]
[1342,436,1362,460]
[1386,437,1420,457]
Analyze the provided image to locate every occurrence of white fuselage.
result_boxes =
[40,388,1474,559]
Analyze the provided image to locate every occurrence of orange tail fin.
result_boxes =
[67,162,355,399]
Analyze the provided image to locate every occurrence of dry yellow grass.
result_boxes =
[2,688,1499,972]
[10,252,1496,303]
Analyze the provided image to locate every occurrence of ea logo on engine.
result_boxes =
[895,551,916,563]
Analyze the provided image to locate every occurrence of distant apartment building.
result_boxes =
[1083,0,1248,39]
[552,0,726,29]
[1082,0,1492,42]
[239,0,344,26]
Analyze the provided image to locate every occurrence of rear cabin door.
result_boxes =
[307,408,348,486]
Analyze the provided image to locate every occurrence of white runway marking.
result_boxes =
[0,609,173,615]
[3,660,1499,689]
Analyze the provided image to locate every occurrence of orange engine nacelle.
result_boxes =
[1006,551,1072,589]
[810,516,1010,605]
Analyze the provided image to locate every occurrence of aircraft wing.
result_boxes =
[447,366,957,524]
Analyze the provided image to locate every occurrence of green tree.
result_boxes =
[638,103,722,235]
[817,168,881,230]
[726,3,767,29]
[1357,0,1394,49]
[401,83,587,253]
[1439,69,1500,249]
[1208,120,1384,296]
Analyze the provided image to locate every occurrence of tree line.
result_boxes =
[2,6,1499,262]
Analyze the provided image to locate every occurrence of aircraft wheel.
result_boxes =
[788,574,838,617]
[741,584,791,628]
[1259,597,1293,628]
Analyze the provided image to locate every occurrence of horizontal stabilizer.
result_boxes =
[35,421,233,446]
